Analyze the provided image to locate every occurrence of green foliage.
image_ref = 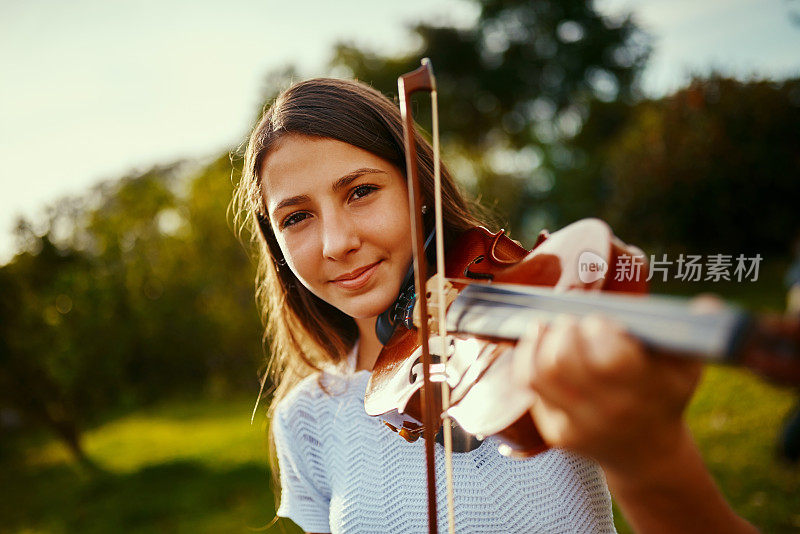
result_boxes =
[0,159,263,460]
[687,367,800,533]
[570,77,800,255]
[330,0,649,239]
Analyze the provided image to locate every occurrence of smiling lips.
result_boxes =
[330,261,382,290]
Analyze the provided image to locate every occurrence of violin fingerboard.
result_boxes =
[446,283,751,363]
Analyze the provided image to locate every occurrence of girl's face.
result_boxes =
[261,134,413,320]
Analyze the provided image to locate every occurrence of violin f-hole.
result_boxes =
[464,255,495,280]
[410,353,446,385]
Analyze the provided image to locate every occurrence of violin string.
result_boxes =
[430,77,456,534]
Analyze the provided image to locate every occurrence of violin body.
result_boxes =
[365,218,652,456]
[365,218,800,457]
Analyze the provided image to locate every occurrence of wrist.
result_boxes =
[605,422,757,534]
[603,421,693,494]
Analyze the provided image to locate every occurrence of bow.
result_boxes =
[398,58,456,534]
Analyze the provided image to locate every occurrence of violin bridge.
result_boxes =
[413,274,458,331]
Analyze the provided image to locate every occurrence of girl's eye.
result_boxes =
[281,211,309,229]
[350,184,378,201]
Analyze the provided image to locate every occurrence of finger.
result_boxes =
[689,293,725,313]
[579,314,647,385]
[529,395,577,449]
[581,316,702,417]
[573,315,656,429]
[512,319,545,389]
[528,315,590,408]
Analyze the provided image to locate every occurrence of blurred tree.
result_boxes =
[0,233,99,468]
[0,161,262,463]
[330,0,650,242]
[572,77,800,255]
[182,154,264,393]
[789,0,800,26]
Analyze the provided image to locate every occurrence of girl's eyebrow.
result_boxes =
[331,167,388,193]
[273,167,389,213]
[272,193,310,213]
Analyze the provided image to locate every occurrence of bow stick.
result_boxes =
[398,58,456,534]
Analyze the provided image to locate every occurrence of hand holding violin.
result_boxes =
[516,314,757,533]
[516,313,700,473]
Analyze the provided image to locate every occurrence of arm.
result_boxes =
[605,422,756,533]
[516,315,757,533]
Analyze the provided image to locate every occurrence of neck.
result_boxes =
[354,316,383,371]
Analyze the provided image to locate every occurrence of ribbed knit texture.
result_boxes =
[274,367,616,534]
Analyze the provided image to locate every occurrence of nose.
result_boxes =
[321,211,361,261]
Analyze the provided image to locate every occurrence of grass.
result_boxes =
[3,376,798,533]
[0,397,301,534]
[612,365,800,533]
[686,367,800,532]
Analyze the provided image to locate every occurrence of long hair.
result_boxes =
[232,77,487,418]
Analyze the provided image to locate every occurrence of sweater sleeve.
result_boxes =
[272,398,331,533]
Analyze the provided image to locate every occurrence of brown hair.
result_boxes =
[232,77,487,417]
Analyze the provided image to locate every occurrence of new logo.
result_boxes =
[578,251,608,283]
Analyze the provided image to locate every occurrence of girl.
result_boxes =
[233,78,756,533]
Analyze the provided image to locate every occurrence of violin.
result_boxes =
[366,219,800,454]
[363,59,800,534]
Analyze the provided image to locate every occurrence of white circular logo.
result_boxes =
[578,251,608,283]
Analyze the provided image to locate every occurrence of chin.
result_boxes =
[341,293,396,321]
[345,305,390,321]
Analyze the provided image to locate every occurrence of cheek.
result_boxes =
[276,231,319,285]
[368,196,412,254]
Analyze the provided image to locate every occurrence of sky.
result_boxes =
[1,0,799,262]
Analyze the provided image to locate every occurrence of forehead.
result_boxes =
[261,135,395,203]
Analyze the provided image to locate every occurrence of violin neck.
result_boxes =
[446,283,752,363]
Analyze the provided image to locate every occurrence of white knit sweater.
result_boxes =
[273,364,616,534]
